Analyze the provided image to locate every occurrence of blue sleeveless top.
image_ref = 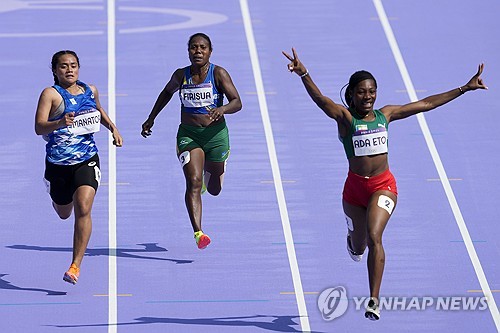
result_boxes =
[179,63,223,114]
[45,81,99,165]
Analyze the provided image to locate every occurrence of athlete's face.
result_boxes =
[53,54,79,87]
[351,79,377,113]
[188,36,212,67]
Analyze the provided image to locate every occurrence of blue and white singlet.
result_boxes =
[45,81,100,165]
[179,63,223,114]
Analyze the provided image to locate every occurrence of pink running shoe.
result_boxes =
[194,231,211,249]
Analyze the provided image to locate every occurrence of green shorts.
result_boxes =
[176,121,230,162]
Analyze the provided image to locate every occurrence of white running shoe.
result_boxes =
[365,297,380,320]
[347,234,363,262]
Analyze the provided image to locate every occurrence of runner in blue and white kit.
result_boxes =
[35,50,123,285]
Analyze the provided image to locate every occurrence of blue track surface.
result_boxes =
[1,1,499,332]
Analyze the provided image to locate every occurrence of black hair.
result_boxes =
[51,50,80,85]
[342,70,377,107]
[187,33,213,51]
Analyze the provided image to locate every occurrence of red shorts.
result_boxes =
[342,168,398,208]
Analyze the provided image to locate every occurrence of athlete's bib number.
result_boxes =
[180,83,213,108]
[352,128,388,156]
[68,109,101,135]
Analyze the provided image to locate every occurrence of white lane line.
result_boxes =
[107,0,117,332]
[239,0,310,331]
[373,0,500,330]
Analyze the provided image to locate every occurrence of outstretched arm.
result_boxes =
[141,69,183,138]
[282,48,349,123]
[383,63,488,122]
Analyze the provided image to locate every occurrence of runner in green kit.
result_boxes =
[142,33,242,249]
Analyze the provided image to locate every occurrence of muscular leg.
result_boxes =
[53,202,73,220]
[204,160,226,196]
[342,199,368,254]
[181,148,205,232]
[366,190,397,301]
[71,185,96,268]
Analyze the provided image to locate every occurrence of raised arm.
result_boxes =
[383,63,488,122]
[282,48,350,123]
[141,68,184,138]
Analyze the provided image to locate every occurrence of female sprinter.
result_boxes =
[141,33,242,249]
[35,50,123,285]
[283,47,487,320]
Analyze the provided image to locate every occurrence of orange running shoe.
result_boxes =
[194,231,211,249]
[63,263,80,285]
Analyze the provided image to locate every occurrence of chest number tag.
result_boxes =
[68,109,101,135]
[352,127,388,156]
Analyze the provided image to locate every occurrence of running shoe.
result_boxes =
[365,297,380,320]
[194,231,211,249]
[347,234,363,262]
[63,263,80,285]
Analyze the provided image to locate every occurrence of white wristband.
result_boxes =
[300,70,309,78]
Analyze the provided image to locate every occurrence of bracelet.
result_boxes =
[300,70,309,78]
[458,86,465,94]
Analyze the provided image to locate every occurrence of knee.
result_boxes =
[186,175,203,192]
[207,185,222,196]
[53,202,72,220]
[75,208,91,219]
[206,174,224,196]
[208,190,221,196]
[73,201,93,218]
[57,211,72,220]
[367,231,383,248]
